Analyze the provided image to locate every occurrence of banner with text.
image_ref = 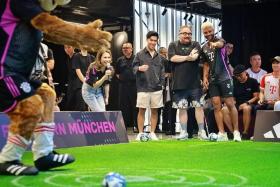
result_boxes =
[0,111,129,150]
[254,110,280,142]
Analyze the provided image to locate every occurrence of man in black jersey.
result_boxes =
[201,22,241,142]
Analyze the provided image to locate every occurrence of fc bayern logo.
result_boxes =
[20,82,31,93]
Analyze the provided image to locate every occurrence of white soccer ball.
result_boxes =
[209,133,218,141]
[140,133,150,142]
[102,172,126,187]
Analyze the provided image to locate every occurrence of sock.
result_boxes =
[180,123,187,132]
[198,123,205,132]
[0,133,30,163]
[32,122,55,161]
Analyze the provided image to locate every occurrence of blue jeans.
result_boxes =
[82,83,105,112]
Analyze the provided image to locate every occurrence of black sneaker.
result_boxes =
[34,151,75,171]
[0,160,38,176]
[242,133,250,140]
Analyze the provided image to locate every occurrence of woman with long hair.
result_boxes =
[82,48,113,111]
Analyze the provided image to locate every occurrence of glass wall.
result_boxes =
[134,0,221,52]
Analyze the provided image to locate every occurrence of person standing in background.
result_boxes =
[64,45,76,111]
[116,43,138,131]
[225,43,234,76]
[201,22,241,142]
[70,49,94,111]
[168,25,207,140]
[133,31,165,141]
[159,47,177,135]
[82,48,113,111]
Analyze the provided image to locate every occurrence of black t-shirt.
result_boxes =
[168,40,202,90]
[201,36,231,82]
[85,65,109,88]
[115,55,136,83]
[233,77,260,105]
[66,54,76,84]
[71,53,94,89]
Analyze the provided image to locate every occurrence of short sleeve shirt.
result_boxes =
[168,41,202,90]
[233,77,259,105]
[201,37,231,82]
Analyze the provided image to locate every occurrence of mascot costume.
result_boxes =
[0,0,112,175]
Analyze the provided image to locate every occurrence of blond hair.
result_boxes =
[201,21,214,31]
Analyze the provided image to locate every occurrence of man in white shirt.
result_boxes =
[246,52,267,83]
[258,56,280,110]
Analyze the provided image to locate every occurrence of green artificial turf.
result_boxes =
[1,140,280,187]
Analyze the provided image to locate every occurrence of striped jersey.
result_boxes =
[0,0,43,78]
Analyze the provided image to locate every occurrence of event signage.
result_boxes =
[0,111,129,150]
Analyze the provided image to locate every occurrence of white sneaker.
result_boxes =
[135,133,144,141]
[176,130,188,140]
[233,130,242,142]
[150,132,159,141]
[198,130,208,140]
[217,132,228,142]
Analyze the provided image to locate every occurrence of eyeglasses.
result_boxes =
[122,47,132,49]
[179,32,192,36]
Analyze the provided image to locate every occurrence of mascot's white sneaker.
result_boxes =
[0,160,38,176]
[34,151,75,171]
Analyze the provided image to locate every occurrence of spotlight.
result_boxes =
[188,14,193,22]
[183,13,188,20]
[162,7,167,16]
[203,17,208,23]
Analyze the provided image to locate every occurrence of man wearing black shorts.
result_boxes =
[201,22,241,142]
[168,25,207,140]
[222,65,259,139]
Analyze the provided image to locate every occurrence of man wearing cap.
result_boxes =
[258,56,280,109]
[222,65,259,139]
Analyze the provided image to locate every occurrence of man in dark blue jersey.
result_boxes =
[0,0,112,176]
[201,22,241,142]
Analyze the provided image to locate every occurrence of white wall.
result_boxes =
[134,0,221,52]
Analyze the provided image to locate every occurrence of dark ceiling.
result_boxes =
[52,0,279,26]
[144,0,221,18]
[53,0,134,27]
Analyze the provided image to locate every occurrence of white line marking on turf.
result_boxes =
[10,168,248,187]
[125,176,155,182]
[11,177,27,187]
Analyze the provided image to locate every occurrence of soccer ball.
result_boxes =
[102,172,126,187]
[209,133,218,141]
[140,133,150,142]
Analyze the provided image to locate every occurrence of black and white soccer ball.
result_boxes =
[140,133,150,142]
[102,172,126,187]
[209,133,218,141]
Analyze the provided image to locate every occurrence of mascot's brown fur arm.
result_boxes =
[31,12,112,51]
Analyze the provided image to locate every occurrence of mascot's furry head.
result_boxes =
[39,0,71,11]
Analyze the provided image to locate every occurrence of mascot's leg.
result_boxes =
[0,95,44,175]
[32,83,74,171]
